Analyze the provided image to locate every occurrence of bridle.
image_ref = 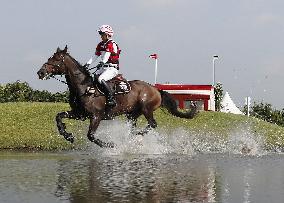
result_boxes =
[42,52,92,85]
[43,53,68,84]
[44,53,66,69]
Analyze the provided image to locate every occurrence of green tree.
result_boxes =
[249,101,284,126]
[0,81,69,103]
[214,82,223,111]
[1,81,33,102]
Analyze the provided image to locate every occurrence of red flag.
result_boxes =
[149,53,158,59]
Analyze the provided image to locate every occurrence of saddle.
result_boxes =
[106,74,131,94]
[87,74,131,95]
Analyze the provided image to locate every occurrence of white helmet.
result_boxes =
[98,24,114,37]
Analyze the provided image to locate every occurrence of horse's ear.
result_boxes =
[63,45,68,53]
[56,47,61,52]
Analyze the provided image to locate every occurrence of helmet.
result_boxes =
[98,25,114,37]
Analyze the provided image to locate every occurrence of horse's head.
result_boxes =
[37,46,69,80]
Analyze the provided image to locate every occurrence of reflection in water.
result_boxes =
[54,155,216,203]
[1,152,284,203]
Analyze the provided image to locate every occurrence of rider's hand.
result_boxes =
[83,63,90,68]
[96,62,104,68]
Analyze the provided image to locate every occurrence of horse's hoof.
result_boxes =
[107,142,116,148]
[65,133,74,143]
[136,131,145,136]
[68,137,74,143]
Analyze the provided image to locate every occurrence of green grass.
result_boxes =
[152,109,284,150]
[0,102,86,150]
[1,102,284,151]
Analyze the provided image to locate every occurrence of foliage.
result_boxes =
[0,81,69,103]
[214,82,223,111]
[248,102,284,127]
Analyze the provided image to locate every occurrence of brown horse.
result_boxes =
[37,46,197,148]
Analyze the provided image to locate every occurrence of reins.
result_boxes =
[50,75,67,84]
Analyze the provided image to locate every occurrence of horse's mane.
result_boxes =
[66,53,92,77]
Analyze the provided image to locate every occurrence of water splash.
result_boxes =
[227,123,266,156]
[82,119,266,156]
[96,120,176,155]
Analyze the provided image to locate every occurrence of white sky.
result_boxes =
[1,0,284,108]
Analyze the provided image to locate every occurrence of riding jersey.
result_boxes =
[95,40,120,67]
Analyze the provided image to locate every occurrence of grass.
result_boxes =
[155,109,284,150]
[1,102,284,151]
[0,102,86,150]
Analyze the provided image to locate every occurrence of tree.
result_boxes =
[214,82,223,111]
[0,81,69,103]
[249,101,284,126]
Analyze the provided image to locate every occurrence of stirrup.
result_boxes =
[86,87,96,94]
[106,98,117,107]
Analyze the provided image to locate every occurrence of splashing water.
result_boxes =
[227,123,266,156]
[82,119,266,156]
[93,120,176,155]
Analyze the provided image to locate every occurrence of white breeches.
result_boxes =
[96,67,118,83]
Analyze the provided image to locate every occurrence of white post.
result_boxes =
[246,96,251,117]
[212,55,219,86]
[154,58,158,84]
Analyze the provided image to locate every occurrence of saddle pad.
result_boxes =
[113,81,131,94]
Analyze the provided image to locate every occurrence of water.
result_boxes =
[1,120,284,203]
[1,152,284,203]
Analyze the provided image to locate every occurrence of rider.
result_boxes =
[84,24,120,107]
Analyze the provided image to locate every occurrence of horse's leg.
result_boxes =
[126,111,142,133]
[137,109,157,136]
[56,111,77,143]
[87,115,115,148]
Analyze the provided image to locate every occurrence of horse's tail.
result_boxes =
[159,90,197,119]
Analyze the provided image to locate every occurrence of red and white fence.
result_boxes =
[155,84,215,111]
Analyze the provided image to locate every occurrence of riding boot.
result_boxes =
[100,79,117,107]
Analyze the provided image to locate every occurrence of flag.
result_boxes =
[149,53,158,59]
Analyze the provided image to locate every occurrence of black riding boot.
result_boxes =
[100,80,117,107]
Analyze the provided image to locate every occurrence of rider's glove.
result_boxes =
[96,62,105,68]
[83,63,90,69]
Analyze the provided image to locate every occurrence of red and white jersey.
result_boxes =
[95,40,120,65]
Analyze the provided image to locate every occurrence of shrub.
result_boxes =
[214,82,223,111]
[249,101,284,127]
[0,81,68,103]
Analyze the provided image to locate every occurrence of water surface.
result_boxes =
[1,151,284,203]
[1,120,283,202]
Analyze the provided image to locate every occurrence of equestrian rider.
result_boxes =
[84,25,120,107]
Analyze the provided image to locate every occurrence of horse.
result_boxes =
[37,46,198,148]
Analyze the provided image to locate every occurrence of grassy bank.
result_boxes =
[0,102,85,150]
[1,102,284,151]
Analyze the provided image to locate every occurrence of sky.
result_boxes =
[1,0,284,108]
